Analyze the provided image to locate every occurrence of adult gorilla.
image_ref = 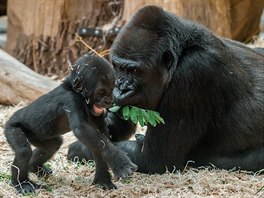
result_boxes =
[68,5,264,173]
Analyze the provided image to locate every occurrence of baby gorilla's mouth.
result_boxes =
[86,98,105,116]
[93,104,105,116]
[89,95,113,117]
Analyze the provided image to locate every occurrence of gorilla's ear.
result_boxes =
[162,50,174,70]
[73,77,83,92]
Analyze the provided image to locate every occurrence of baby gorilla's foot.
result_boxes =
[14,180,42,194]
[31,165,53,178]
[92,178,117,190]
[107,150,138,180]
[92,170,117,190]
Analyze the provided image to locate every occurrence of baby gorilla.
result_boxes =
[4,54,137,194]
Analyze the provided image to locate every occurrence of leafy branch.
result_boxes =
[108,105,165,127]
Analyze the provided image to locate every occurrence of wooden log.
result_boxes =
[0,49,59,105]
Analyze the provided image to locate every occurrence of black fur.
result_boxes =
[68,6,264,174]
[5,54,137,194]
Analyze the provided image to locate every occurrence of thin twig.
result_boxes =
[75,35,102,57]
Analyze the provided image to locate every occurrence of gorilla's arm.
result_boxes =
[107,111,137,141]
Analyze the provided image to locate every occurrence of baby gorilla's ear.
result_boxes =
[73,77,83,92]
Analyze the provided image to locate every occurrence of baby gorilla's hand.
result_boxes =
[106,148,138,180]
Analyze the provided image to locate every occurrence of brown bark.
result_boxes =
[0,49,59,105]
[0,0,7,16]
[121,0,264,41]
[6,0,123,77]
[230,0,264,41]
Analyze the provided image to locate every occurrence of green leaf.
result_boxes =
[148,111,157,127]
[137,109,146,127]
[0,172,11,181]
[108,105,121,112]
[113,105,165,127]
[152,111,165,124]
[122,106,130,120]
[130,107,139,124]
[142,110,149,123]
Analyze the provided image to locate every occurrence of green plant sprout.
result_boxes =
[0,172,11,182]
[109,105,165,127]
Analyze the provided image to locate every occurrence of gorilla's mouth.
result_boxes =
[113,88,142,106]
[113,88,134,105]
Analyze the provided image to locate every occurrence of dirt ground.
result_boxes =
[1,40,264,197]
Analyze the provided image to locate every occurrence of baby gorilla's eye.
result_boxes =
[99,89,106,95]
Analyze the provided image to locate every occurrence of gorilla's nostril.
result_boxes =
[115,78,123,87]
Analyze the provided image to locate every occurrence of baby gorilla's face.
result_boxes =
[91,75,115,116]
[71,54,116,117]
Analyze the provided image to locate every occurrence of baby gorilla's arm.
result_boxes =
[67,109,137,189]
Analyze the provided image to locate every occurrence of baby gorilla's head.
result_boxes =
[70,54,115,116]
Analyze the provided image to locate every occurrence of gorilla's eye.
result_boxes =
[128,68,140,74]
[133,69,140,73]
[112,62,118,69]
[113,63,125,72]
[120,66,125,71]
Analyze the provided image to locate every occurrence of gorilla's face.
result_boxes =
[110,27,173,110]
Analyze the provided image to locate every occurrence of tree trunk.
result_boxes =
[121,0,264,41]
[0,49,59,105]
[6,0,123,77]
